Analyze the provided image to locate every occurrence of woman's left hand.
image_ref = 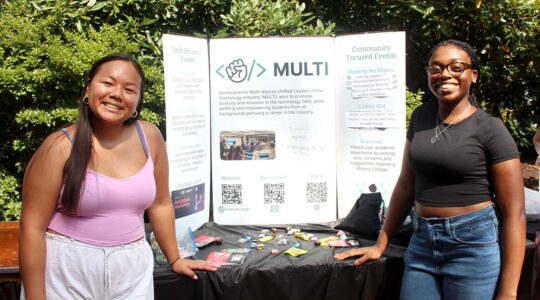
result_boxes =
[171,258,220,279]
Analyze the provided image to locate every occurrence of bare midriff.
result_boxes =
[415,200,492,218]
[46,228,64,236]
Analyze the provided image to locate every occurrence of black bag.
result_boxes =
[335,192,384,238]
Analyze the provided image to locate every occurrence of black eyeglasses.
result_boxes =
[425,62,473,77]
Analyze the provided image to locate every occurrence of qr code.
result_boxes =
[306,182,327,203]
[222,184,242,204]
[264,183,285,204]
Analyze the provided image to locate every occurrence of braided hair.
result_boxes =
[428,39,480,107]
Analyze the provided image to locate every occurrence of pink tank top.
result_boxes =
[48,121,156,246]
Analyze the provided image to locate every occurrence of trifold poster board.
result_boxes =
[163,36,211,231]
[163,32,406,227]
[334,34,406,218]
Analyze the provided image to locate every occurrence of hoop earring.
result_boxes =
[132,110,138,118]
[82,96,89,104]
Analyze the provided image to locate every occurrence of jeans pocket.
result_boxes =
[451,217,498,246]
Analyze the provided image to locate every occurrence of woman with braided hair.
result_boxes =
[336,40,525,299]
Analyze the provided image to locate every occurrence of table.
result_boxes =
[0,222,21,300]
[0,222,20,281]
[2,221,537,299]
[154,222,537,300]
[154,222,407,300]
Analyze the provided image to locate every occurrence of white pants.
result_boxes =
[21,233,154,300]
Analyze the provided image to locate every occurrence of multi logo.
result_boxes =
[216,58,329,83]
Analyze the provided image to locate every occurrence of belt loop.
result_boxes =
[413,212,418,231]
[445,218,451,234]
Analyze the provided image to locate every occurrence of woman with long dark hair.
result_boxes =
[20,53,218,299]
[335,40,525,299]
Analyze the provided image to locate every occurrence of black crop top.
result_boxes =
[407,101,519,207]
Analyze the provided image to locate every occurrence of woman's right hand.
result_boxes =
[171,258,220,280]
[333,245,384,266]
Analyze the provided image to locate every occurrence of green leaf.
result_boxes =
[90,2,108,11]
[142,18,158,26]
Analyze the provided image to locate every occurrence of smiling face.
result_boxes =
[427,45,478,105]
[84,60,142,126]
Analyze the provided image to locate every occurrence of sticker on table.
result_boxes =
[207,251,246,266]
[284,248,308,257]
[194,235,222,248]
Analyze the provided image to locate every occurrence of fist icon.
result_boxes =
[226,59,248,83]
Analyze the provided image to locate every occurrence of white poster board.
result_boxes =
[162,32,407,227]
[162,34,211,232]
[210,37,337,225]
[335,32,406,217]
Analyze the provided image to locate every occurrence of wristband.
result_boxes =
[169,256,181,267]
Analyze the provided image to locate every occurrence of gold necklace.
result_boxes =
[431,107,471,144]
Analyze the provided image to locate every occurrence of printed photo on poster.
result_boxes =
[220,130,276,160]
[171,183,205,219]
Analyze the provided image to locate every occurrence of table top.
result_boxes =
[154,222,408,300]
[154,222,538,300]
[0,221,20,280]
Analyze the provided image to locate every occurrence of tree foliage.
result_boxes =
[309,0,539,150]
[218,0,334,37]
[0,169,21,221]
[0,0,537,220]
[0,0,336,220]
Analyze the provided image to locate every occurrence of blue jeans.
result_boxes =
[401,205,500,300]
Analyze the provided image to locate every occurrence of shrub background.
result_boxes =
[0,0,537,220]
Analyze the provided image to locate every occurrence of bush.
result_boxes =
[0,0,166,220]
[0,169,21,221]
[218,0,334,37]
[0,0,536,220]
[309,0,539,151]
[406,89,424,129]
[0,0,337,220]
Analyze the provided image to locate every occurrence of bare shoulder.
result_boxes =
[22,128,74,224]
[34,129,73,162]
[25,128,73,178]
[139,120,165,144]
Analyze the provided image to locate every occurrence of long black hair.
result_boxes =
[428,39,480,107]
[60,53,146,213]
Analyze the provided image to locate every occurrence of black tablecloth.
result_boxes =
[154,222,407,300]
[153,222,537,300]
